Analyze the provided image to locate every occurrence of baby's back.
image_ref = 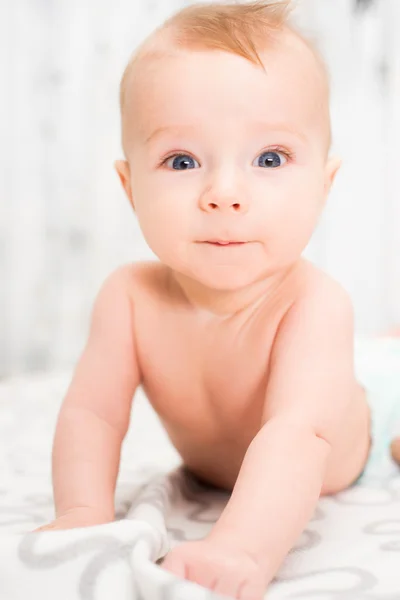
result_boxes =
[127,260,370,494]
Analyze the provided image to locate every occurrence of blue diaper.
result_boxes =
[354,337,400,482]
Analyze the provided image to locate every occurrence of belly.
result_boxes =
[145,378,266,491]
[163,424,250,491]
[159,384,371,495]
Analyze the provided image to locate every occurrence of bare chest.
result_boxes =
[126,262,300,489]
[134,299,279,450]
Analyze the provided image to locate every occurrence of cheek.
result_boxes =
[132,181,192,262]
[262,175,323,252]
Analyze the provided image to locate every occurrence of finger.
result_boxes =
[238,579,267,600]
[212,573,243,598]
[33,523,57,532]
[187,564,220,588]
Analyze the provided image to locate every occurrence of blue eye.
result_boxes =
[164,154,200,170]
[253,151,287,168]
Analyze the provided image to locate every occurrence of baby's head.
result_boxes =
[115,0,341,291]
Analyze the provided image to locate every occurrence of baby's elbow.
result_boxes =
[259,415,333,455]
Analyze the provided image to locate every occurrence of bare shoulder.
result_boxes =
[86,260,169,354]
[274,260,354,351]
[104,260,169,300]
[289,259,354,327]
[88,261,165,327]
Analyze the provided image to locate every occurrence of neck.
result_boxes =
[169,261,302,320]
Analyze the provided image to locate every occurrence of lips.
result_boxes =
[203,240,246,246]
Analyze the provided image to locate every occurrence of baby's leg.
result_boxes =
[391,439,400,465]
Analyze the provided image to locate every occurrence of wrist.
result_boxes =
[57,505,114,523]
[206,528,264,567]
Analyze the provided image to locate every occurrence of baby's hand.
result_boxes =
[161,539,267,599]
[32,507,112,532]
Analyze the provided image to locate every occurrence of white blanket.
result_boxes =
[1,337,400,600]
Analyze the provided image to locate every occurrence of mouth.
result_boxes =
[202,240,247,246]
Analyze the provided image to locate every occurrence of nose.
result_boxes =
[198,177,249,214]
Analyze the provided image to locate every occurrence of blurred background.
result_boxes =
[1,0,399,379]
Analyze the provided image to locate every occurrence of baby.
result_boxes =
[34,1,373,598]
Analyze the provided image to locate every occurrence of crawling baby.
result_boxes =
[34,1,374,598]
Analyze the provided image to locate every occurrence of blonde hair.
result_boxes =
[119,0,330,155]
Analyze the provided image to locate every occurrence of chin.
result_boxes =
[189,263,259,291]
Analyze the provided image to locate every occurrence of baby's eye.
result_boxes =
[163,154,200,170]
[253,150,287,169]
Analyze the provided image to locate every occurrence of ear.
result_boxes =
[323,155,342,199]
[114,159,135,211]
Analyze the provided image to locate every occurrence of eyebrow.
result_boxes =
[251,122,308,143]
[144,124,198,145]
[144,122,307,145]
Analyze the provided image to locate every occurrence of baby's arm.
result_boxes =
[208,280,354,583]
[35,266,141,531]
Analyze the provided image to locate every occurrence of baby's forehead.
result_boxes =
[272,27,330,101]
[261,28,331,139]
[122,25,331,155]
[129,24,327,91]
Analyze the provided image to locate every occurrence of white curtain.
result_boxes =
[1,0,399,378]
